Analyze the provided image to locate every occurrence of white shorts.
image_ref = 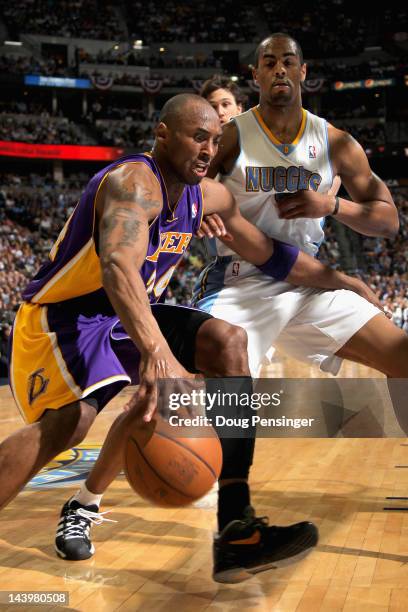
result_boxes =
[194,259,381,377]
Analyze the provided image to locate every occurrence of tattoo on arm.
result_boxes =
[100,206,143,251]
[121,215,142,247]
[110,178,162,214]
[99,170,162,254]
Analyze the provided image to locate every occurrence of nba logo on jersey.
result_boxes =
[192,202,198,218]
[309,145,317,159]
[232,262,240,276]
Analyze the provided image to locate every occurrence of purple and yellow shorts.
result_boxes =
[9,298,211,423]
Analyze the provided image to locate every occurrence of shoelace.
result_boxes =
[76,508,117,526]
[58,508,117,541]
[242,507,269,529]
[252,515,269,529]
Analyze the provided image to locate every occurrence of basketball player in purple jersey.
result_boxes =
[3,94,382,582]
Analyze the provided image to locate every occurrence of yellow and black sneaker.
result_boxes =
[213,506,318,583]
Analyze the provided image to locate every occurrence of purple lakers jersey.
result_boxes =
[23,154,204,305]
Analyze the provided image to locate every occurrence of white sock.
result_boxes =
[72,482,103,509]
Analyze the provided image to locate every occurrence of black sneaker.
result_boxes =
[55,499,114,561]
[213,506,318,583]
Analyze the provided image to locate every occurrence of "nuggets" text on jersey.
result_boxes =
[246,165,323,193]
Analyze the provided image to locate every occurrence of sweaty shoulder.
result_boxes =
[208,120,240,178]
[96,160,163,221]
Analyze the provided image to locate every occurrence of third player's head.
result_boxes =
[253,33,306,108]
[200,76,247,125]
[154,93,222,185]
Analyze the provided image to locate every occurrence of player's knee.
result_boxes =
[196,319,249,375]
[68,403,96,446]
[381,338,408,377]
[387,363,408,378]
[220,324,248,362]
[40,401,97,453]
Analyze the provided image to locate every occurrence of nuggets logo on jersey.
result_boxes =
[245,165,322,193]
[207,106,333,259]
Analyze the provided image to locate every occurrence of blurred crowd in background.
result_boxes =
[1,0,405,50]
[0,98,390,157]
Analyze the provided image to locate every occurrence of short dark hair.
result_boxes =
[200,75,248,108]
[255,33,304,67]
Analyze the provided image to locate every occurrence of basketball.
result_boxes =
[124,415,222,507]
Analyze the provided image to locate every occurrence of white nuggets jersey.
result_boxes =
[215,107,334,257]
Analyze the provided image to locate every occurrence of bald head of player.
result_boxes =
[253,33,306,108]
[153,93,222,185]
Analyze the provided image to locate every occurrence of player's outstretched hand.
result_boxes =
[196,213,233,241]
[347,277,391,318]
[275,191,335,219]
[125,349,197,423]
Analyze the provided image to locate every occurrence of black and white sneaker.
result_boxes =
[213,506,318,583]
[55,499,115,561]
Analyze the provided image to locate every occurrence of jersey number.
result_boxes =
[146,266,176,298]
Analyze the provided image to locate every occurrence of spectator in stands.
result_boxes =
[0,113,92,145]
[2,0,125,41]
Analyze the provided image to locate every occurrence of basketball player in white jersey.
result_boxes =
[193,33,408,383]
[192,42,406,582]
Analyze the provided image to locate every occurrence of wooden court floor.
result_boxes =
[1,357,408,611]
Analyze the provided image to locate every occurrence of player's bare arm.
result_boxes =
[207,120,240,178]
[201,178,274,263]
[96,163,193,421]
[97,163,163,351]
[328,126,398,237]
[276,126,398,238]
[201,178,385,313]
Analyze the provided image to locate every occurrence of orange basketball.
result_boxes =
[124,415,222,507]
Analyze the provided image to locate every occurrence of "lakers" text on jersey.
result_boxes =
[146,232,192,263]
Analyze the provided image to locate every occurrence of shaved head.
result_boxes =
[159,93,218,129]
[153,93,222,186]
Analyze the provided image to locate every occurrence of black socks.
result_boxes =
[217,481,251,532]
